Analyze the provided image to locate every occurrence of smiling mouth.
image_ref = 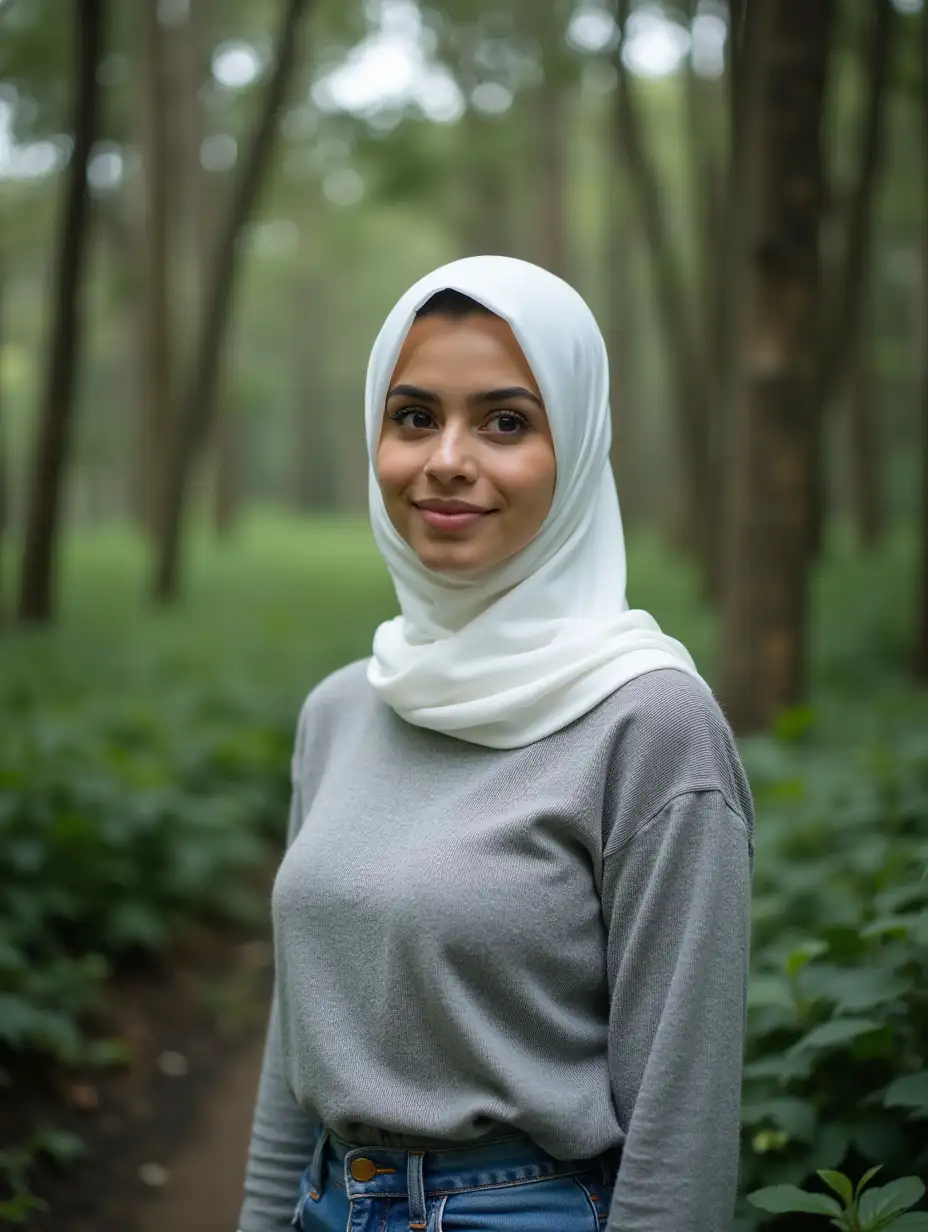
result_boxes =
[413,504,494,533]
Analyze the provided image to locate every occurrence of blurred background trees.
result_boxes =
[0,0,924,731]
[1,4,927,1227]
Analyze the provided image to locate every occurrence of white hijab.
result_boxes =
[364,255,706,749]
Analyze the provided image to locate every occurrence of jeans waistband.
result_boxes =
[305,1122,621,1201]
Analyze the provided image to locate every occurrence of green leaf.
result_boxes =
[883,1071,928,1116]
[886,1215,928,1230]
[859,1178,926,1226]
[786,940,829,979]
[741,1097,817,1143]
[818,1170,854,1207]
[789,1017,882,1054]
[811,965,911,1013]
[855,1164,882,1200]
[747,1185,843,1215]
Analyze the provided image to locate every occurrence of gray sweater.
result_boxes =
[239,661,754,1232]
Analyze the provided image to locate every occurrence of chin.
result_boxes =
[414,541,494,574]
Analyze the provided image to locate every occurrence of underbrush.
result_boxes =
[0,515,925,1225]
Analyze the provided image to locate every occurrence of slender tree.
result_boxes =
[719,0,834,732]
[152,0,313,601]
[808,0,895,557]
[135,0,172,538]
[846,273,884,550]
[915,7,928,680]
[17,0,104,623]
[0,246,7,620]
[611,0,712,576]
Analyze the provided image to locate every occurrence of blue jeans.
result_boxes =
[292,1123,620,1231]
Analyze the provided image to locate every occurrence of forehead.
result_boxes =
[389,314,542,397]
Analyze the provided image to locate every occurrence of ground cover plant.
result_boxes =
[0,515,926,1225]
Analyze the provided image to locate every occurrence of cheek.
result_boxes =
[493,444,556,513]
[375,439,413,495]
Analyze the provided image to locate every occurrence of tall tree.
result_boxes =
[17,0,105,623]
[152,0,313,601]
[0,246,7,620]
[135,0,172,538]
[808,0,895,557]
[846,273,884,550]
[719,0,834,732]
[915,6,928,680]
[610,0,713,580]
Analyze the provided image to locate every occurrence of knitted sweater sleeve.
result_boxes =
[601,788,753,1232]
[237,758,321,1231]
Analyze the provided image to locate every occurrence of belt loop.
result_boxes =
[599,1144,620,1187]
[407,1150,427,1230]
[308,1123,330,1198]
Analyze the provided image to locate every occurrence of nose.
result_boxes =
[423,420,478,485]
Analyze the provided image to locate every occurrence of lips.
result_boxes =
[413,500,489,514]
[412,500,493,533]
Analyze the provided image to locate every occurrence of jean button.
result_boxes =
[350,1157,378,1182]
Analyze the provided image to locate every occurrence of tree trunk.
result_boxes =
[604,79,641,530]
[915,5,928,680]
[719,0,833,733]
[612,0,712,578]
[212,394,241,540]
[808,0,895,559]
[152,0,312,602]
[135,0,172,539]
[17,0,104,624]
[534,77,571,282]
[847,276,883,551]
[917,235,928,679]
[0,249,7,621]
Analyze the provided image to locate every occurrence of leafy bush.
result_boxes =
[736,691,928,1227]
[749,1166,928,1230]
[2,518,926,1227]
[0,518,394,1069]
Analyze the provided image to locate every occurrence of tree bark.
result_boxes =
[152,0,312,601]
[604,77,641,529]
[719,0,833,733]
[0,248,7,621]
[917,235,928,679]
[534,77,571,283]
[808,0,895,558]
[212,394,241,539]
[915,6,928,680]
[846,275,883,551]
[17,0,104,624]
[612,0,712,577]
[135,0,172,539]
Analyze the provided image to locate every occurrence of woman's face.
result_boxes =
[376,312,557,574]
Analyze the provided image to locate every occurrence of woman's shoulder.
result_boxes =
[292,657,374,754]
[598,667,754,834]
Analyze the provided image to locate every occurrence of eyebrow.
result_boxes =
[386,383,544,409]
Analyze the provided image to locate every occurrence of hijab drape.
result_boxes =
[364,255,707,749]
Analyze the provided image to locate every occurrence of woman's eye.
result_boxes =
[391,407,434,430]
[487,411,528,435]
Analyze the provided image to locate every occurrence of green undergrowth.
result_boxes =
[0,513,926,1224]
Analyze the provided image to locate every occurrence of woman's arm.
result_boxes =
[602,788,752,1232]
[237,979,321,1231]
[238,720,321,1232]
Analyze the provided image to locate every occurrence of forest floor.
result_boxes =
[5,912,274,1232]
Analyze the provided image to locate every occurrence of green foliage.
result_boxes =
[735,671,928,1224]
[3,518,928,1228]
[0,517,394,1073]
[749,1166,928,1231]
[0,1128,85,1224]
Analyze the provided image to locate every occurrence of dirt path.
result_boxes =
[133,1030,265,1232]
[6,925,276,1232]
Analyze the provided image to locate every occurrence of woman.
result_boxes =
[237,256,754,1232]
